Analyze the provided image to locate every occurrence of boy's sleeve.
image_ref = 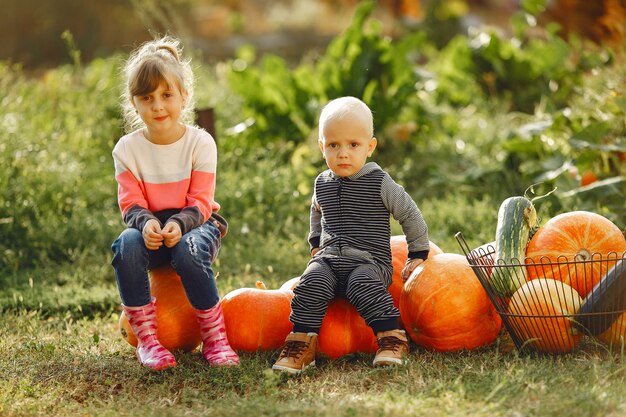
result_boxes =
[308,187,322,252]
[380,173,429,260]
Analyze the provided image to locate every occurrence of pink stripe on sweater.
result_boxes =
[117,170,218,221]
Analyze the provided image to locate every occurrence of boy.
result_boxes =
[272,96,429,374]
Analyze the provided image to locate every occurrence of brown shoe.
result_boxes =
[272,332,317,374]
[373,329,409,366]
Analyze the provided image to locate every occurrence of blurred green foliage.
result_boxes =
[0,58,122,272]
[1,0,626,314]
[227,1,429,143]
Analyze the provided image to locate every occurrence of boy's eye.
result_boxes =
[328,143,338,148]
[351,143,359,148]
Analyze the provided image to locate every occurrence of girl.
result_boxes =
[111,36,238,370]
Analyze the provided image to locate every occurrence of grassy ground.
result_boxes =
[2,311,626,417]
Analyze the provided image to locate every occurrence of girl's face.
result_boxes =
[132,79,187,144]
[319,116,376,177]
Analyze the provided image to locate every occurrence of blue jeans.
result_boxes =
[111,221,221,310]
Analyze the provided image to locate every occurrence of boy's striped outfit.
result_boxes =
[290,162,429,333]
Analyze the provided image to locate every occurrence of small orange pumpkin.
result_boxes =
[119,266,202,352]
[526,211,626,297]
[508,279,583,354]
[388,236,444,307]
[399,253,501,352]
[220,281,294,352]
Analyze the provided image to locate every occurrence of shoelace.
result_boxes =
[377,336,404,352]
[279,340,308,359]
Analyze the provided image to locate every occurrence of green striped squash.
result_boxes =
[491,196,537,297]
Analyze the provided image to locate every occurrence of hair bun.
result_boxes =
[156,44,180,62]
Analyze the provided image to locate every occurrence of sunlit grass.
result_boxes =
[2,311,626,417]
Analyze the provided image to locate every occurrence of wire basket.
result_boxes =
[456,232,626,354]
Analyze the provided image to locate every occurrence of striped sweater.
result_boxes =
[309,162,430,269]
[112,125,220,234]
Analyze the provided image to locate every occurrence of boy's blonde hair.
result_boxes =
[318,96,374,141]
[121,35,195,132]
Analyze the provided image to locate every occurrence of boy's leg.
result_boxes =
[290,258,338,333]
[171,220,238,365]
[345,263,408,366]
[345,263,398,329]
[273,258,337,373]
[112,228,176,370]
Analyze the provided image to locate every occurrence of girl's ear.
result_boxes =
[367,137,377,157]
[182,89,189,106]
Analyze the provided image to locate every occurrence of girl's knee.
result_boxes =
[171,233,218,266]
[111,228,145,264]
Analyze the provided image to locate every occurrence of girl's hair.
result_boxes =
[318,96,374,141]
[121,35,195,132]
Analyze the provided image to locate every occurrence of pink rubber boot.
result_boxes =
[122,298,177,370]
[195,304,240,366]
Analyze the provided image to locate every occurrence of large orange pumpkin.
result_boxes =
[220,281,294,352]
[119,266,202,352]
[508,278,583,354]
[388,236,444,307]
[525,211,626,297]
[399,253,502,352]
[280,276,378,358]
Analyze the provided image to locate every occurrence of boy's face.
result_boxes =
[319,116,376,177]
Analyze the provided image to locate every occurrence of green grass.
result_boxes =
[2,311,626,417]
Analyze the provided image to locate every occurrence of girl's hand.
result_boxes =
[143,219,164,250]
[162,221,182,248]
[311,247,319,257]
[401,258,424,283]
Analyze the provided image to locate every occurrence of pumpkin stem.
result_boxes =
[255,281,267,290]
[575,249,592,261]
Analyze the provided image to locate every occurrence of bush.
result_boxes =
[227,1,428,145]
[0,59,122,272]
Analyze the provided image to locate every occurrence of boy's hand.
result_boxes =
[311,248,319,257]
[143,219,164,250]
[162,221,182,248]
[401,258,424,283]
